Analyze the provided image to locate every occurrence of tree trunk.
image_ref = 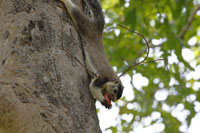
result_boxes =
[0,0,101,132]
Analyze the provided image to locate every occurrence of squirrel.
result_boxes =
[59,0,124,109]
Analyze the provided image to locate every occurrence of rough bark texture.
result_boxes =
[0,0,101,132]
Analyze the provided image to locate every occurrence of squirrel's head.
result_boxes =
[103,80,124,102]
[91,76,124,108]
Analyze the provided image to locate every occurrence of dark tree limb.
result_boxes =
[178,5,200,39]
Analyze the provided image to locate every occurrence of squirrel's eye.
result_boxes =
[114,89,118,94]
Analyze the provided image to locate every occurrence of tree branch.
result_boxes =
[178,5,200,39]
[117,24,150,77]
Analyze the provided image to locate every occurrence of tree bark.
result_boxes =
[0,0,101,132]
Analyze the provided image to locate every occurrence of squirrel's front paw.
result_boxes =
[101,99,112,109]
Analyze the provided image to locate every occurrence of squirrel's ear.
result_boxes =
[117,84,124,100]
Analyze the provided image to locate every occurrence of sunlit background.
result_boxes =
[97,74,200,133]
[97,42,200,132]
[97,0,200,131]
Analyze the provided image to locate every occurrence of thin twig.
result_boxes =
[178,5,200,39]
[117,24,150,77]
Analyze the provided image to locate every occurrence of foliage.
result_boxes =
[100,0,200,132]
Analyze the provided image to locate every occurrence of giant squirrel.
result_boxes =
[59,0,124,109]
